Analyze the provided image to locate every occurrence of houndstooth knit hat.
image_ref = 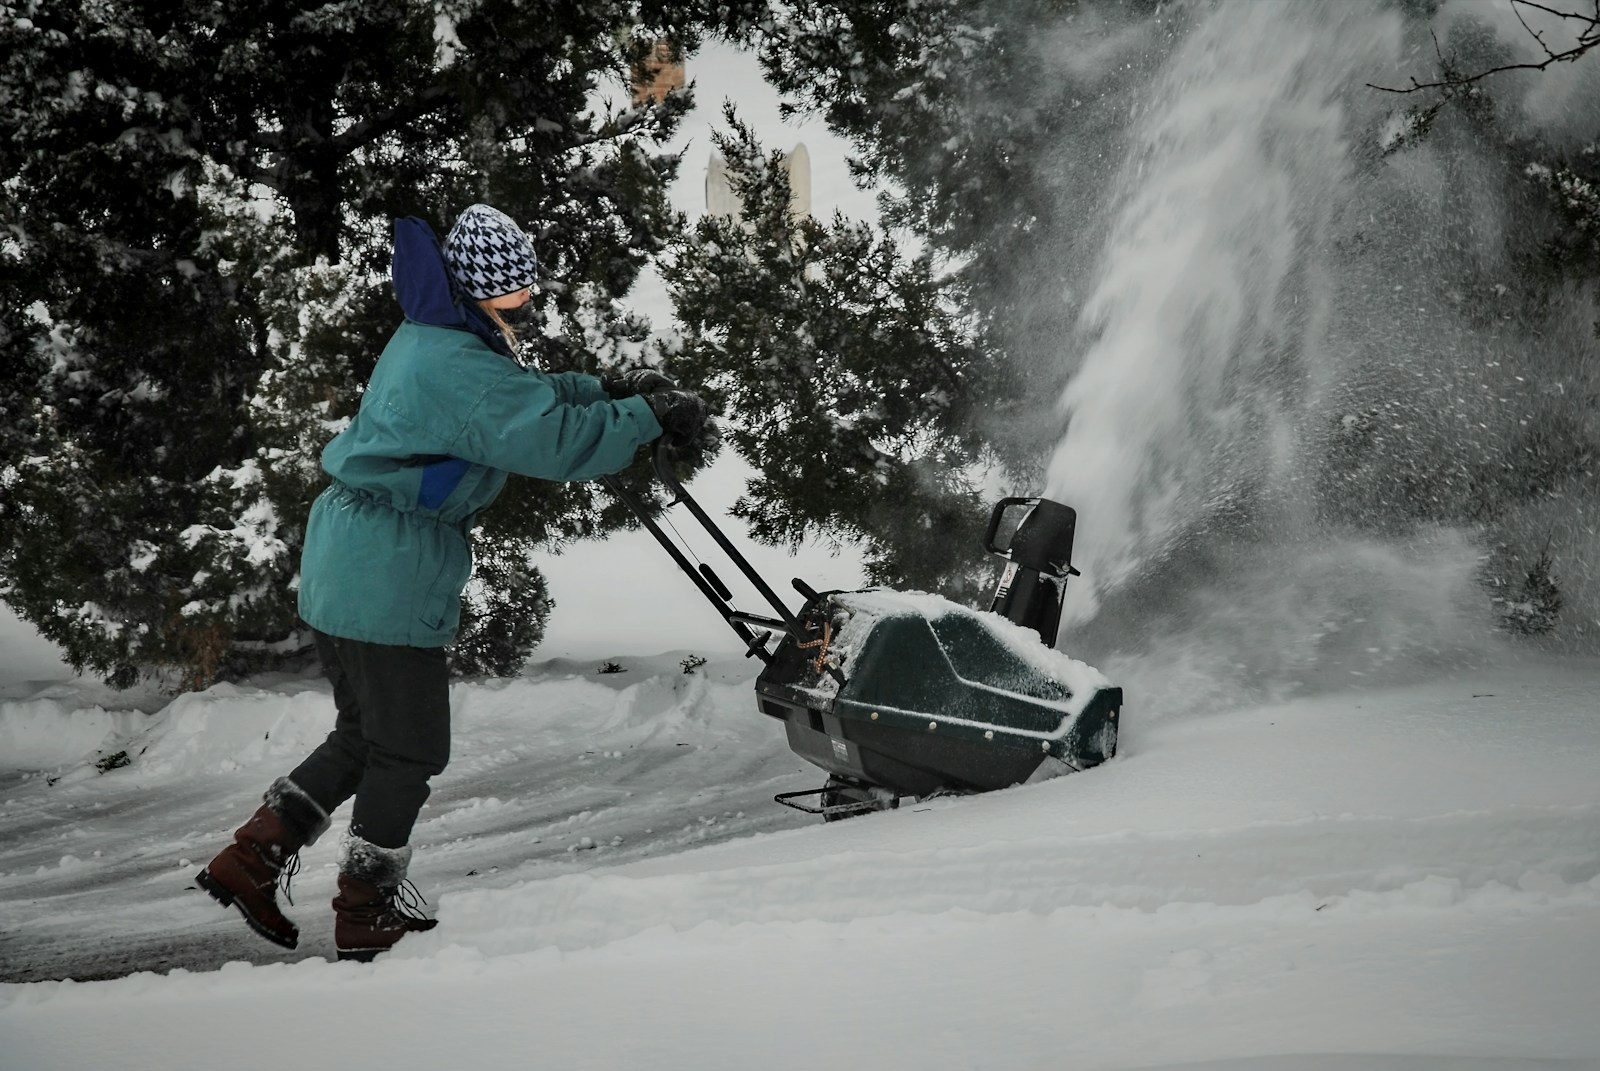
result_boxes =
[442,203,538,300]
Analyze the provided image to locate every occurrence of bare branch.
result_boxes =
[1512,0,1600,27]
[1512,1,1553,58]
[1368,0,1598,94]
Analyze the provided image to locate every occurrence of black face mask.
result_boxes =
[500,300,541,328]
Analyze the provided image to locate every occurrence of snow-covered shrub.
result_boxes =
[1492,544,1564,635]
[448,539,552,680]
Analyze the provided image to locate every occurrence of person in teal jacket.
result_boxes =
[197,204,706,961]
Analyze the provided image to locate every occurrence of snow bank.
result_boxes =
[455,663,746,740]
[0,651,766,784]
[0,680,337,779]
[0,698,147,771]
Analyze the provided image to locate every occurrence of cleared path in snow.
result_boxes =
[0,656,814,981]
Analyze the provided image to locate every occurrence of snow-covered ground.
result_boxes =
[2,636,1598,1070]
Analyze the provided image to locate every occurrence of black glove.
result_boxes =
[601,367,677,399]
[645,388,708,452]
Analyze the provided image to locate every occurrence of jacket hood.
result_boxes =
[391,216,514,358]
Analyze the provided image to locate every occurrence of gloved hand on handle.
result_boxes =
[601,367,677,399]
[645,388,710,453]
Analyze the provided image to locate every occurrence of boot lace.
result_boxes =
[275,852,302,907]
[385,879,430,924]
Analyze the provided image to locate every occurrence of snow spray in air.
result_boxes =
[1043,1,1496,713]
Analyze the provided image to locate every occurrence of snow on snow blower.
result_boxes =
[604,446,1122,820]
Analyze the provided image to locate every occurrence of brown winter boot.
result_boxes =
[196,778,330,950]
[332,834,438,963]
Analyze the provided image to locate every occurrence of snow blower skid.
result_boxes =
[602,445,1122,819]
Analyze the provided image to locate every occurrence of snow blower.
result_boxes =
[604,446,1122,820]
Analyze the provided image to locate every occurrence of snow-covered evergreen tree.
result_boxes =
[658,1,1170,599]
[663,113,1004,597]
[0,1,737,687]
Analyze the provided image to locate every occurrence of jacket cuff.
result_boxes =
[616,392,662,439]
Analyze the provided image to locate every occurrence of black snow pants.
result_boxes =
[286,630,451,850]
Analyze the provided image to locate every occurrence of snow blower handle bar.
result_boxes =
[599,443,807,664]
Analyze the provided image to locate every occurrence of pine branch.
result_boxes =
[327,86,457,157]
[234,87,456,195]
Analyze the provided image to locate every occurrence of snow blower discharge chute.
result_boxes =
[604,446,1122,820]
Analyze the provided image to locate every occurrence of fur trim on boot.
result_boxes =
[339,832,412,887]
[333,832,436,962]
[264,777,331,847]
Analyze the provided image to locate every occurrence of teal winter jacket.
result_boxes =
[297,219,661,647]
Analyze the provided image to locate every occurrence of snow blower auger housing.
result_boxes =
[604,445,1121,820]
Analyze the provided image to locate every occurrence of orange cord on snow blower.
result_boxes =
[795,618,833,673]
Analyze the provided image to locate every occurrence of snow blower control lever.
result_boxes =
[600,445,844,682]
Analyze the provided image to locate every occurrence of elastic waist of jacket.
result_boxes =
[323,480,467,529]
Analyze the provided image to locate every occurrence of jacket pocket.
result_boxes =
[418,530,472,632]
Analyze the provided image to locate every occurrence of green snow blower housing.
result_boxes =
[605,447,1122,820]
[756,588,1121,807]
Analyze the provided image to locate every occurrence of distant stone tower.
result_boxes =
[705,143,812,219]
[631,39,684,105]
[786,143,811,218]
[705,152,738,219]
